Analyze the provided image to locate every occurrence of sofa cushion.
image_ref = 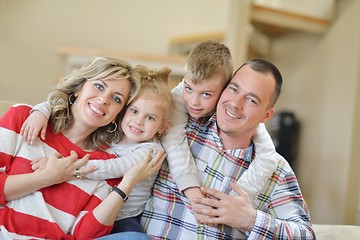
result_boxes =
[313,224,360,240]
[0,100,15,117]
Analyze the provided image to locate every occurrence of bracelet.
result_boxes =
[112,186,128,202]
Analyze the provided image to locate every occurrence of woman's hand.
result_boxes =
[4,151,94,202]
[121,149,166,189]
[40,151,95,184]
[32,153,97,180]
[92,149,166,226]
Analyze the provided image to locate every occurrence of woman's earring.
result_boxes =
[68,94,76,106]
[107,122,118,133]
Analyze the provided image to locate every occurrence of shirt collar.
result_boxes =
[207,113,255,163]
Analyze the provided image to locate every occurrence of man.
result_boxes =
[142,59,315,239]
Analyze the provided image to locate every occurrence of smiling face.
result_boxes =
[216,65,275,148]
[182,74,226,118]
[120,95,167,144]
[71,78,131,132]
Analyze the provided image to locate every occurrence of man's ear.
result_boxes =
[262,107,275,123]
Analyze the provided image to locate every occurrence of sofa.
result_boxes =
[1,100,360,239]
[0,100,15,116]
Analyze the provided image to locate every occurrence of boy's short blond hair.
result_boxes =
[185,41,233,85]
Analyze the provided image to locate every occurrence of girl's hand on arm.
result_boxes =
[31,157,49,171]
[41,151,91,184]
[184,187,214,223]
[20,110,48,144]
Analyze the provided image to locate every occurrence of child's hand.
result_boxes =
[184,187,215,225]
[20,110,48,145]
[31,157,49,172]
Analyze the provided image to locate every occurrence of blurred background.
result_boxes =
[1,0,359,225]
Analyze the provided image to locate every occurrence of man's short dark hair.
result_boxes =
[234,59,283,107]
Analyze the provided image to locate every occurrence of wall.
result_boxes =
[271,0,360,224]
[0,0,228,104]
[1,0,360,225]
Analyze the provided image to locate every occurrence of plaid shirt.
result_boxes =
[141,114,315,239]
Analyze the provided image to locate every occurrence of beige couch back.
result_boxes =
[0,100,15,117]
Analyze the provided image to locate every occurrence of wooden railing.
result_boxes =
[57,46,187,77]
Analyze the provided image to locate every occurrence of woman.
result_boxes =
[0,57,166,239]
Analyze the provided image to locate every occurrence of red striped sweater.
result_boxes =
[0,105,121,239]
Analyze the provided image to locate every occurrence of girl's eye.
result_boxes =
[94,83,104,91]
[130,108,137,114]
[147,116,155,121]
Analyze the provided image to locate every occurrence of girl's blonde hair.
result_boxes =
[134,65,175,135]
[47,57,141,150]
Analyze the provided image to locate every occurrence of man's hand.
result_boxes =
[192,182,257,231]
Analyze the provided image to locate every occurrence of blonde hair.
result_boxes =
[134,65,175,134]
[185,40,233,85]
[47,57,141,150]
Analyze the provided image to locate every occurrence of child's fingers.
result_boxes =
[31,163,39,171]
[28,128,37,145]
[20,125,30,142]
[26,128,34,145]
[79,166,98,176]
[40,125,47,140]
[74,154,90,169]
[31,158,40,164]
[20,123,26,135]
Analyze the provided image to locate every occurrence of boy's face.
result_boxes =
[183,75,226,118]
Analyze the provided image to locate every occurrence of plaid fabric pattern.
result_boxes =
[141,115,315,239]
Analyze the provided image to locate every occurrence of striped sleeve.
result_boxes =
[161,81,200,191]
[248,159,316,239]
